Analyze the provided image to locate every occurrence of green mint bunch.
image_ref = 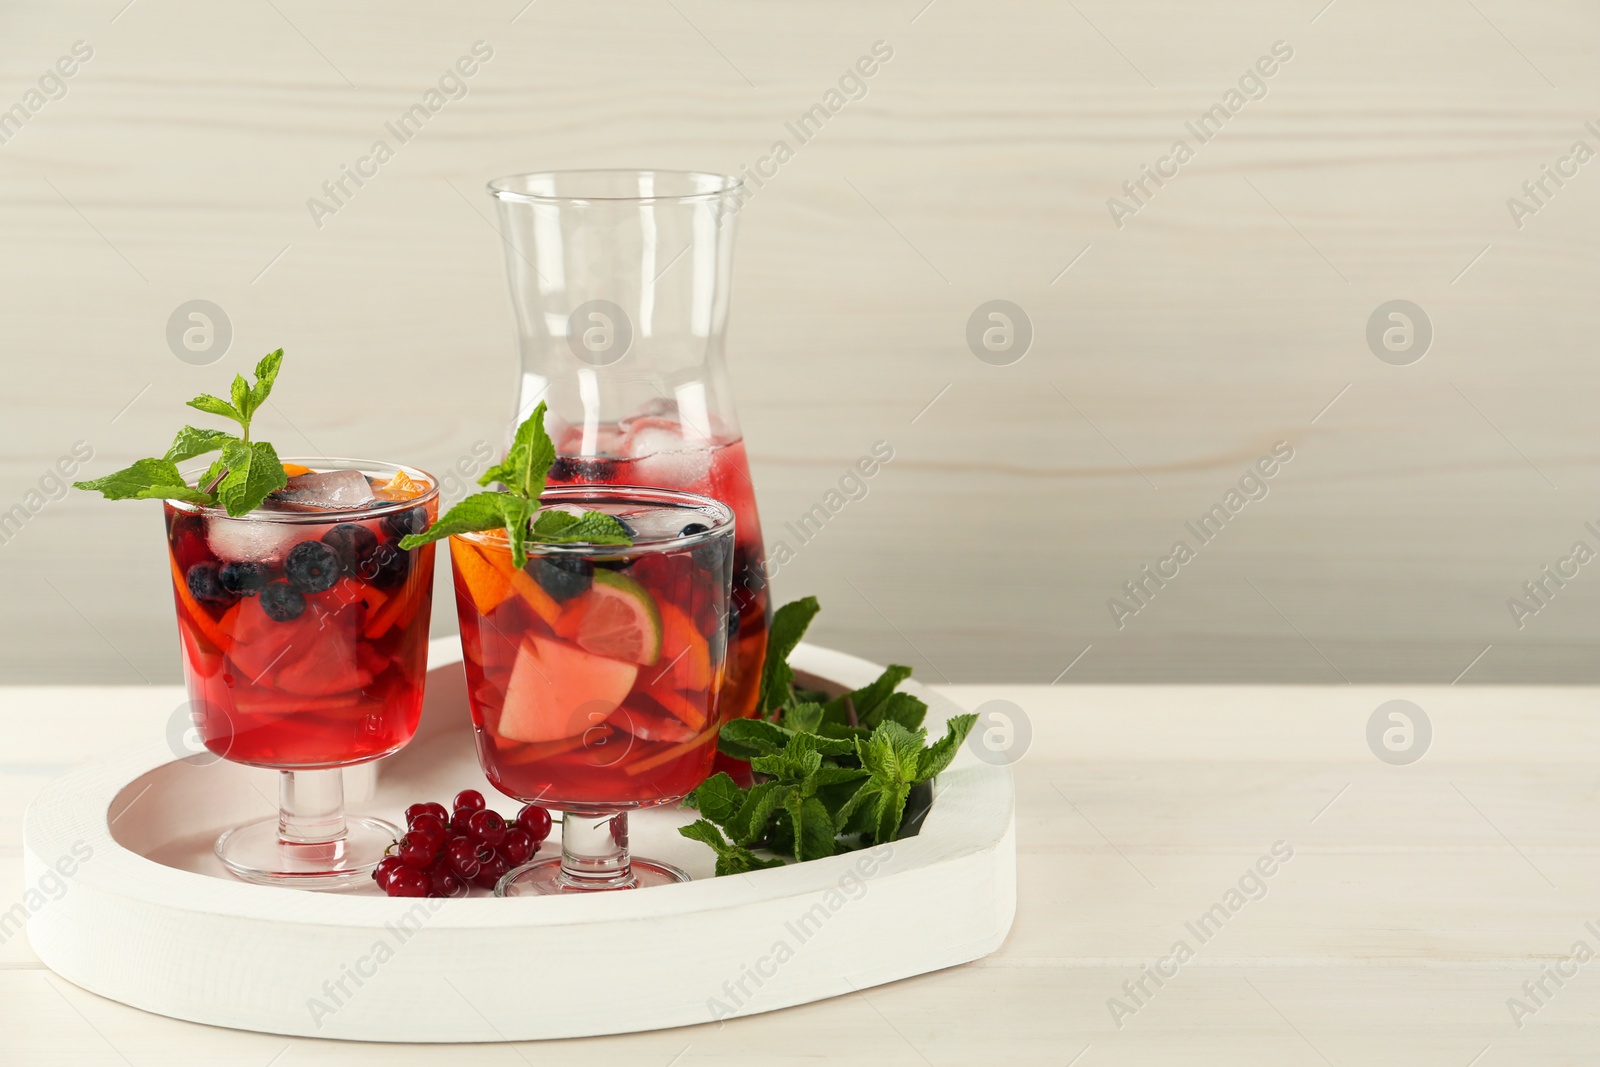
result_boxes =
[680,597,978,875]
[74,349,289,517]
[399,400,631,565]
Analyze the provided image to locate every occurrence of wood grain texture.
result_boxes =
[0,1,1597,683]
[7,680,1600,1061]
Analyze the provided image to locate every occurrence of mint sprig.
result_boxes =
[680,598,979,871]
[398,401,631,566]
[74,349,290,517]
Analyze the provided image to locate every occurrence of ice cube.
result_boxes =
[625,421,712,487]
[619,505,698,543]
[206,516,303,563]
[271,470,376,511]
[624,418,687,459]
[618,397,679,433]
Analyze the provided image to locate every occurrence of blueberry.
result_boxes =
[680,522,728,573]
[735,547,766,593]
[260,581,306,622]
[725,599,741,640]
[185,562,234,606]
[322,523,378,575]
[613,516,636,539]
[382,506,428,539]
[285,540,340,593]
[362,542,411,590]
[530,556,592,602]
[547,456,618,483]
[218,560,270,596]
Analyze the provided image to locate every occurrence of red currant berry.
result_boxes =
[453,789,486,814]
[410,813,448,848]
[429,866,465,898]
[445,836,481,878]
[373,855,405,889]
[473,852,510,890]
[397,832,435,868]
[404,802,433,827]
[516,804,552,843]
[421,801,449,823]
[466,809,507,846]
[388,867,430,897]
[500,827,535,867]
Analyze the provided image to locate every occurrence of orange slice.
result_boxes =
[652,600,711,690]
[646,684,709,732]
[450,539,512,616]
[281,462,313,477]
[168,553,228,650]
[470,539,561,626]
[376,470,426,501]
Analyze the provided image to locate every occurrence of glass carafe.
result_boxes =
[488,170,770,763]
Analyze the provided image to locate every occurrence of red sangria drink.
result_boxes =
[166,460,439,887]
[450,485,735,893]
[545,406,769,762]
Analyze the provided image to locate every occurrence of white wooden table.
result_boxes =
[4,682,1597,1064]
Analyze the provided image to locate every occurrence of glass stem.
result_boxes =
[278,768,349,846]
[558,810,634,889]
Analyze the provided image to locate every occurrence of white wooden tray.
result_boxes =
[22,639,1016,1042]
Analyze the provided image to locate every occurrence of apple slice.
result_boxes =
[497,634,639,744]
[275,604,371,697]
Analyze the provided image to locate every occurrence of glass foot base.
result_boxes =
[215,815,400,890]
[495,856,690,896]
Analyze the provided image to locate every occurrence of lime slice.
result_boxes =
[563,570,663,666]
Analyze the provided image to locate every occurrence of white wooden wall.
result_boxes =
[2,0,1597,684]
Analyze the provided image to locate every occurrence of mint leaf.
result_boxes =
[858,722,925,784]
[407,401,634,566]
[759,596,820,715]
[717,718,791,761]
[785,794,838,862]
[677,820,786,877]
[74,458,201,501]
[186,393,243,426]
[866,692,928,732]
[796,730,857,759]
[76,348,293,512]
[246,348,283,418]
[815,764,869,789]
[725,781,789,845]
[783,701,824,734]
[163,426,237,464]
[536,510,631,545]
[683,772,744,826]
[214,440,287,517]
[399,492,507,550]
[197,455,227,493]
[916,713,977,783]
[840,722,929,843]
[532,510,580,538]
[501,494,532,569]
[750,739,824,789]
[823,664,913,726]
[228,374,250,423]
[480,400,555,500]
